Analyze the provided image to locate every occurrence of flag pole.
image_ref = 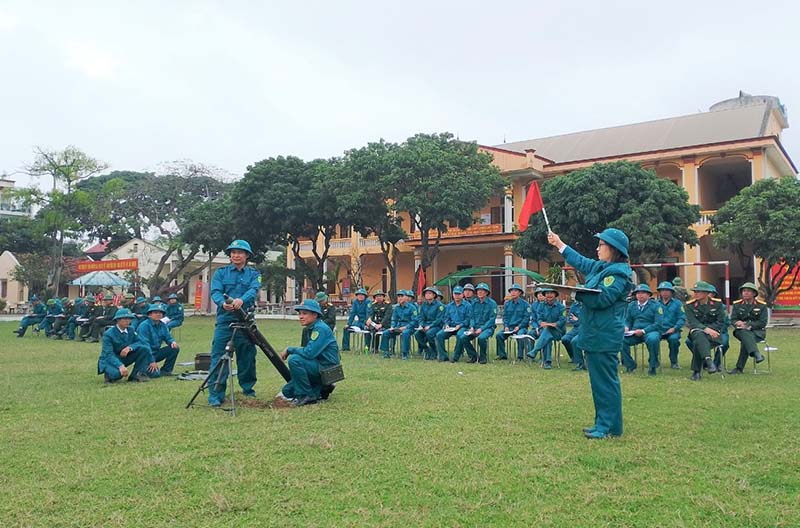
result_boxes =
[542,206,553,234]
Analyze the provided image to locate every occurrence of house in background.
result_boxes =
[286,92,796,305]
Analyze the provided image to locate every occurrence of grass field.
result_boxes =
[1,317,798,527]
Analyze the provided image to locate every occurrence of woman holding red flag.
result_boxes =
[547,228,633,439]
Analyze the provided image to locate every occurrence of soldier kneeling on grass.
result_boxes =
[97,308,156,383]
[275,299,342,408]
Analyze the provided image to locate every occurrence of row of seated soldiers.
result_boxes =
[12,292,184,341]
[332,279,768,379]
[331,283,567,367]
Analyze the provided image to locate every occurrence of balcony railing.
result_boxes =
[359,238,382,248]
[406,223,503,240]
[331,239,352,250]
[698,210,718,226]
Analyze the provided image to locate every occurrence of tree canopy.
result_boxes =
[514,161,700,267]
[712,175,800,306]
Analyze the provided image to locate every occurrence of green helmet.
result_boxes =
[739,282,759,294]
[691,281,716,293]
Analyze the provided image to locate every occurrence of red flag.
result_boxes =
[417,267,426,297]
[518,181,544,231]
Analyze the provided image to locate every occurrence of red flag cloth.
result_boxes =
[417,267,426,297]
[518,181,544,231]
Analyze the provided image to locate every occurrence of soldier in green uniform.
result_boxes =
[302,292,337,346]
[277,299,341,406]
[684,281,724,380]
[86,294,118,343]
[727,282,768,374]
[548,228,633,439]
[165,293,185,329]
[671,277,690,303]
[462,283,476,305]
[13,295,46,337]
[366,290,390,352]
[97,308,154,383]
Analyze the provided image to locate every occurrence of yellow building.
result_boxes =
[286,93,796,304]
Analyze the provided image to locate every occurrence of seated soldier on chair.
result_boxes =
[621,284,662,375]
[276,299,342,407]
[13,295,46,337]
[561,289,584,370]
[415,287,445,360]
[459,283,498,364]
[495,283,530,361]
[342,288,371,352]
[366,290,390,352]
[380,290,418,359]
[526,287,566,369]
[165,293,184,329]
[136,303,180,377]
[436,286,471,362]
[685,281,725,381]
[728,282,768,374]
[39,298,64,337]
[50,297,73,339]
[85,294,118,343]
[97,308,155,383]
[655,282,686,369]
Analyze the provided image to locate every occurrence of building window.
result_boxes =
[490,207,501,224]
[339,225,351,238]
[0,279,7,298]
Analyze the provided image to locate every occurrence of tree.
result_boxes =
[712,176,800,306]
[336,140,407,298]
[77,163,231,297]
[514,161,700,272]
[388,133,506,289]
[23,146,108,293]
[0,216,51,255]
[232,156,341,292]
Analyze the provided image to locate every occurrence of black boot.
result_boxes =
[691,371,701,381]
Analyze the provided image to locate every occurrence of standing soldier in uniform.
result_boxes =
[684,281,725,381]
[495,283,530,361]
[415,286,445,360]
[207,239,261,407]
[366,290,390,352]
[727,282,768,374]
[342,288,371,352]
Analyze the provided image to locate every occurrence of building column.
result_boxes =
[504,245,514,293]
[414,249,422,294]
[286,250,296,302]
[681,157,702,284]
[503,187,514,233]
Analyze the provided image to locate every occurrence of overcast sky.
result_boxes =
[2,1,798,188]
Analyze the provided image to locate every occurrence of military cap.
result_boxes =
[452,286,464,294]
[135,296,147,304]
[168,293,179,300]
[123,293,135,299]
[46,299,56,306]
[74,298,84,304]
[463,283,476,291]
[633,283,653,295]
[151,296,163,302]
[739,282,759,294]
[103,294,113,301]
[293,299,323,316]
[355,288,368,296]
[372,290,386,298]
[61,296,69,304]
[423,286,437,295]
[476,282,490,293]
[672,277,683,286]
[508,283,524,293]
[595,228,629,258]
[539,286,559,296]
[691,281,716,293]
